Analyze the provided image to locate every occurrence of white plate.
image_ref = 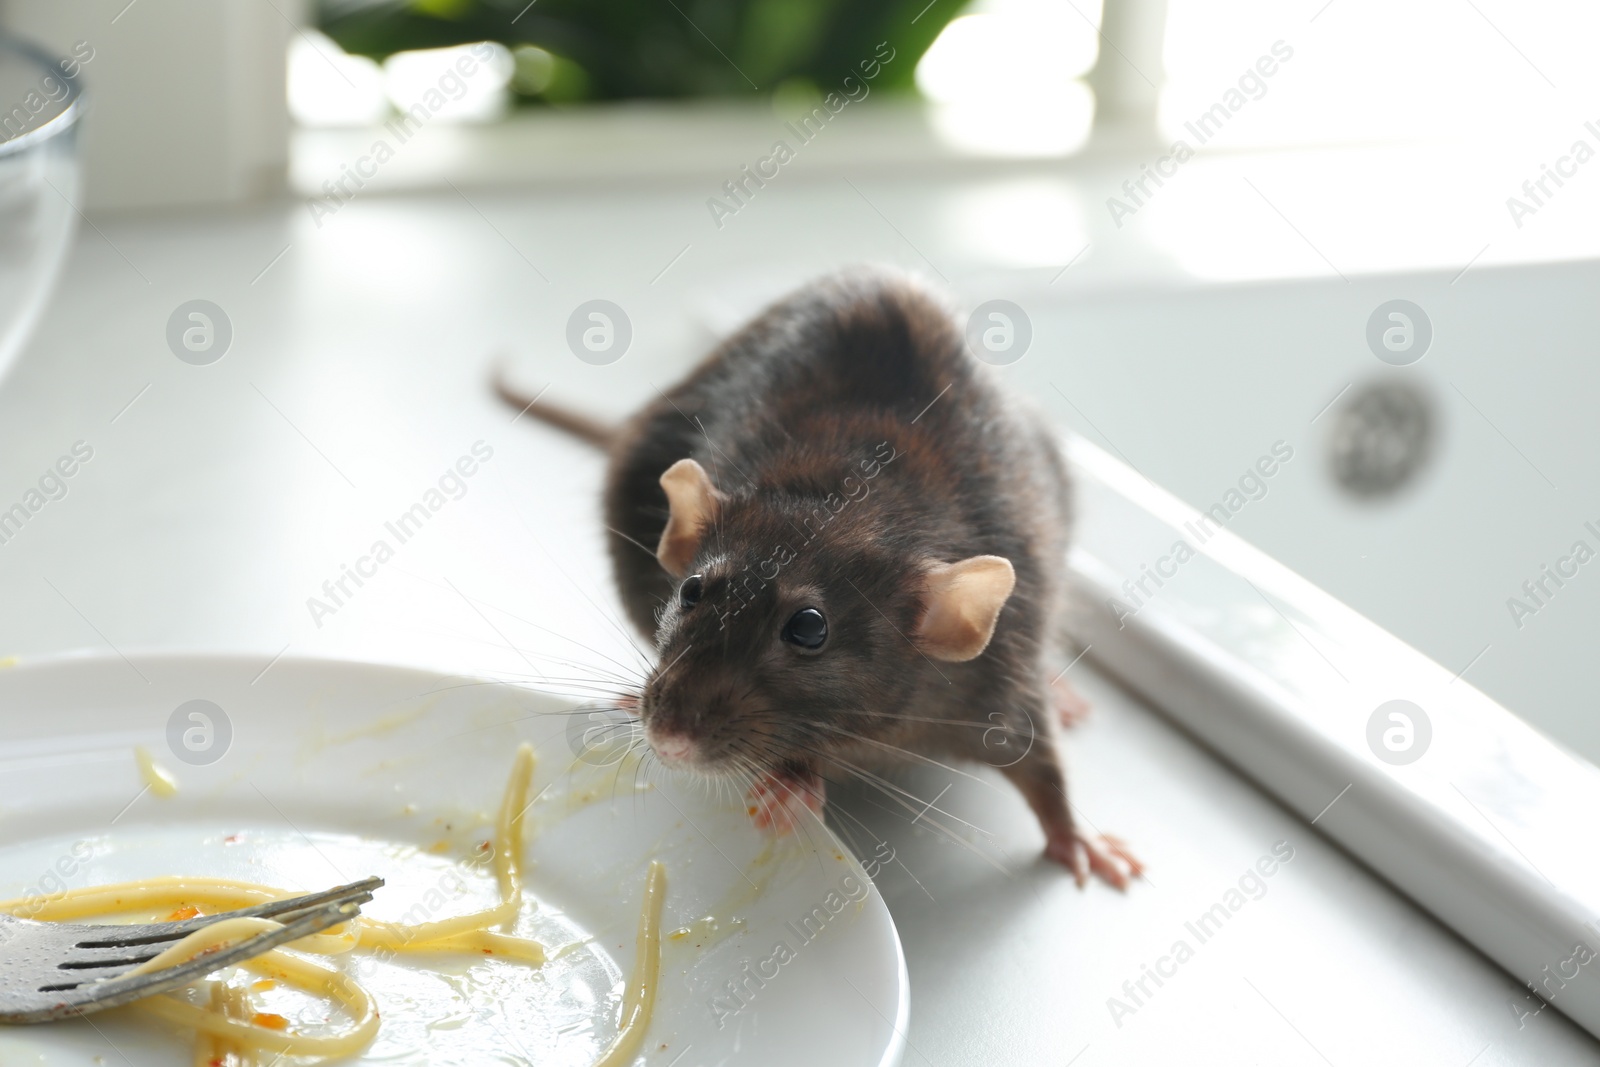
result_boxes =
[0,653,907,1067]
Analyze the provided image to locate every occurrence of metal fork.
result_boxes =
[0,875,383,1024]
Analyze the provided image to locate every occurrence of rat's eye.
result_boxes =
[782,607,828,651]
[679,574,703,610]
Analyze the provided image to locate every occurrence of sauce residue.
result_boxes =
[667,914,745,949]
[135,746,179,797]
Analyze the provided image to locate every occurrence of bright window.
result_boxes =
[1160,0,1600,148]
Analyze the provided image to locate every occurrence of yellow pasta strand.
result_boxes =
[140,947,379,1058]
[360,917,546,964]
[591,861,667,1067]
[359,899,518,944]
[123,917,291,978]
[190,982,227,1067]
[190,978,260,1067]
[1,877,284,920]
[494,742,536,919]
[88,914,378,1056]
[212,980,258,1067]
[0,879,548,963]
[0,879,358,956]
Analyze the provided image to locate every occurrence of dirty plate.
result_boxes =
[0,653,907,1067]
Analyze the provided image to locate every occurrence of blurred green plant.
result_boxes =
[317,0,956,107]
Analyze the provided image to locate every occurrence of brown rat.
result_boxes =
[498,267,1140,888]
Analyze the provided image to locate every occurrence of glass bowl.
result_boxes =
[0,36,84,386]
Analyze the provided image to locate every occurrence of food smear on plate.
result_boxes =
[134,745,178,797]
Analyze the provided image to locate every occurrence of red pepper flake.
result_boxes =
[251,1012,290,1031]
[166,905,201,921]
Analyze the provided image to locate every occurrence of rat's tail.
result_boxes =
[493,369,617,450]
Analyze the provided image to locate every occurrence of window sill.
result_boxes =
[290,102,1600,290]
[1067,435,1600,1041]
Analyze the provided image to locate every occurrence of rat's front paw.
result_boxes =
[1046,830,1143,890]
[747,771,825,835]
[1052,676,1092,728]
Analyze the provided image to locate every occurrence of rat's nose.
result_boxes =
[648,727,696,766]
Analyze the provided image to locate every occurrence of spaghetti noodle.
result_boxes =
[0,740,666,1065]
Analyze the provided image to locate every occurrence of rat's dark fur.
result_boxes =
[503,268,1133,881]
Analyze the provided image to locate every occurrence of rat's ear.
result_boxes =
[657,458,722,577]
[914,555,1016,662]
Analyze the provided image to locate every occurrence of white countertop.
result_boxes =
[1,179,1596,1065]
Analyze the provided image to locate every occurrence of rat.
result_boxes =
[498,267,1141,888]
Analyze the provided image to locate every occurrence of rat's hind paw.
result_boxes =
[1052,677,1092,728]
[747,771,825,835]
[1046,831,1143,890]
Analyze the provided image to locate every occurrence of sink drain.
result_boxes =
[1326,379,1434,499]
